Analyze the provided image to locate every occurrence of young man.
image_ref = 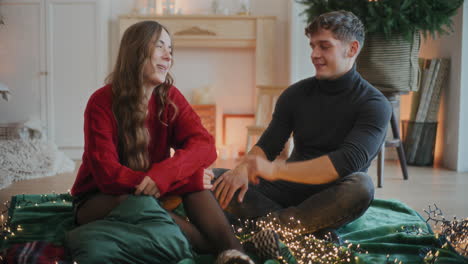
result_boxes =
[211,10,392,237]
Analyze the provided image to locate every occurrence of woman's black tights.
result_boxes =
[169,190,243,254]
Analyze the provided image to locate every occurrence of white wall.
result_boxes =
[109,0,291,146]
[419,4,468,171]
[289,1,314,83]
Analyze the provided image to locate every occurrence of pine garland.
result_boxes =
[297,0,464,41]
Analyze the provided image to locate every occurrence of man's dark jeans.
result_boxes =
[213,169,374,234]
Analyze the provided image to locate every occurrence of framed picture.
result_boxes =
[222,113,255,155]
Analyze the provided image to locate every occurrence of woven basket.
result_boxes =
[357,32,421,93]
[0,123,26,140]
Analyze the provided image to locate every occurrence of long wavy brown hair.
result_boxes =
[106,21,177,171]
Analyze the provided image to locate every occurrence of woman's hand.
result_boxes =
[135,176,160,198]
[203,169,214,189]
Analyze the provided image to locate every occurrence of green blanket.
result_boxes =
[0,194,466,264]
[336,199,466,264]
[66,195,194,263]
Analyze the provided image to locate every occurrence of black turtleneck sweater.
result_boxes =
[256,66,392,177]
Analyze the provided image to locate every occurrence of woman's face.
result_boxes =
[143,29,172,87]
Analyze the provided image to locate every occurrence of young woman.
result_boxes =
[70,20,254,263]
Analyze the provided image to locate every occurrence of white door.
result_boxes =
[0,0,109,159]
[0,0,47,125]
[45,0,109,158]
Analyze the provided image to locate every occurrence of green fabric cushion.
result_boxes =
[65,195,193,264]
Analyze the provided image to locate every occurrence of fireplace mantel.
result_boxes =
[119,14,276,86]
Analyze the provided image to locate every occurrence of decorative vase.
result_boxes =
[237,0,251,15]
[161,0,175,15]
[211,0,221,14]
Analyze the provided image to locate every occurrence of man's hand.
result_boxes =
[246,156,284,184]
[212,163,249,209]
[135,176,160,198]
[203,169,214,189]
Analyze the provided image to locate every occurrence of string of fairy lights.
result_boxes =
[234,204,467,264]
[424,204,468,259]
[1,195,467,263]
[235,215,356,264]
[1,200,12,242]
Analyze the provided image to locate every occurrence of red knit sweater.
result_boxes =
[71,84,217,197]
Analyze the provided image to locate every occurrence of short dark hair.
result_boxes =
[305,10,365,51]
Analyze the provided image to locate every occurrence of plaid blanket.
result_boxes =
[3,241,69,264]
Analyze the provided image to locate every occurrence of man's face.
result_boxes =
[309,29,356,80]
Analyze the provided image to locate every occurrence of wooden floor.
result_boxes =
[1,159,467,220]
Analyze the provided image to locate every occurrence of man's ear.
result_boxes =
[347,40,360,58]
